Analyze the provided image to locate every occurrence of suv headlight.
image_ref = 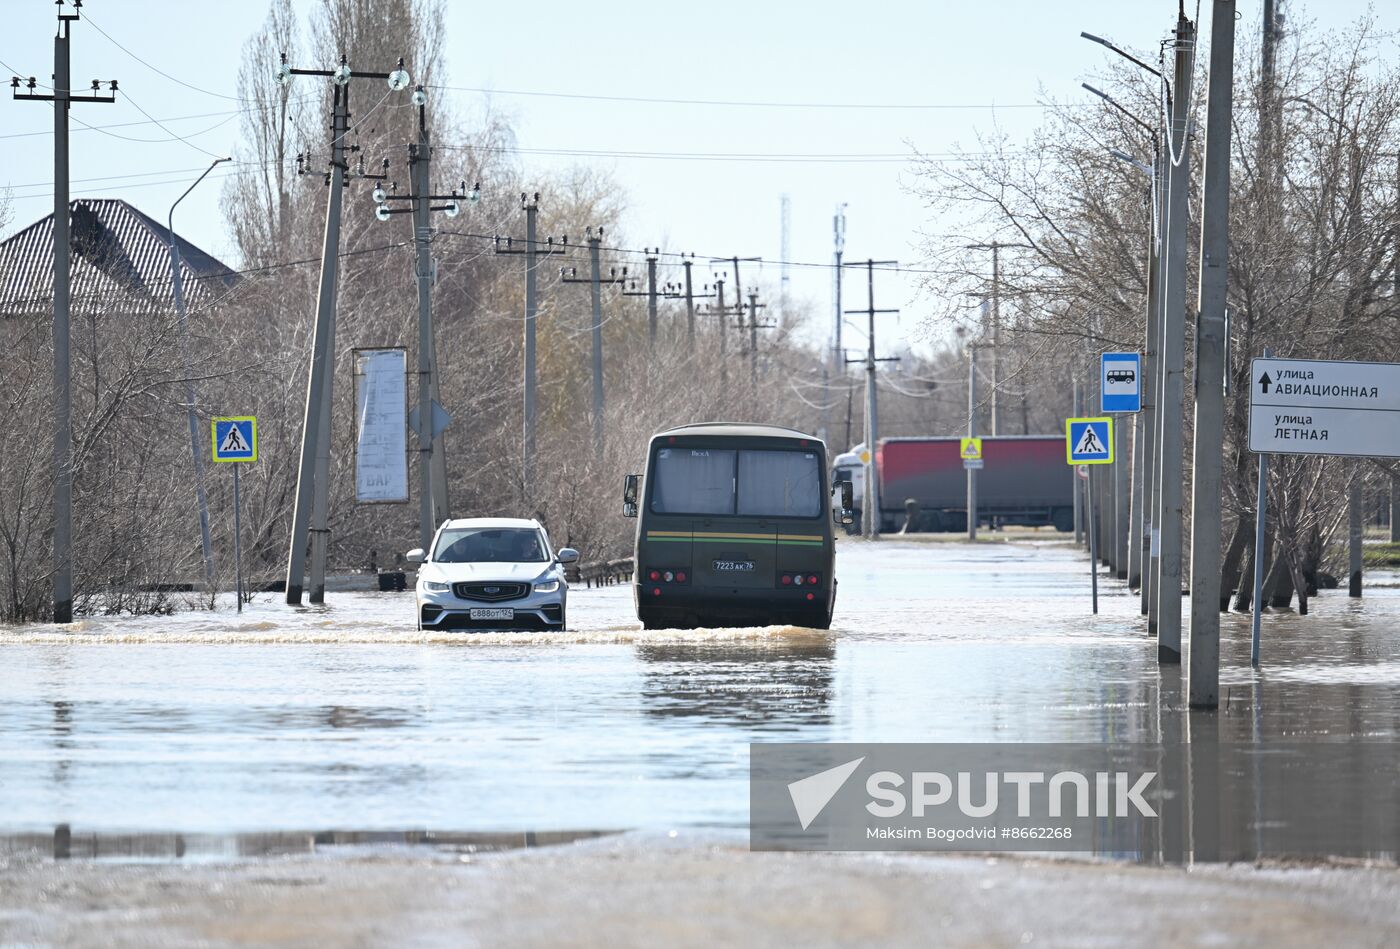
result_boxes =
[533,579,560,594]
[422,580,450,593]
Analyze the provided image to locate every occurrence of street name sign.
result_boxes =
[1065,417,1114,465]
[1247,357,1400,458]
[211,417,257,463]
[1100,352,1142,413]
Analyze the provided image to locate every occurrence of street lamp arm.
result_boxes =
[1080,31,1163,79]
[1082,83,1157,137]
[169,156,232,235]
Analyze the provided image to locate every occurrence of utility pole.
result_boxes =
[561,231,626,459]
[282,54,412,605]
[743,290,775,385]
[494,195,567,504]
[682,256,697,340]
[374,88,475,549]
[843,259,900,540]
[169,157,229,603]
[966,243,1004,435]
[12,6,117,623]
[968,342,979,542]
[1154,12,1195,662]
[1187,0,1236,709]
[1072,378,1083,545]
[622,248,662,345]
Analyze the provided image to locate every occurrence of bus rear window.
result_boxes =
[651,448,735,515]
[650,447,821,518]
[738,450,820,517]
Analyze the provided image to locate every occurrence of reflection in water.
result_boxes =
[0,825,613,862]
[636,634,834,728]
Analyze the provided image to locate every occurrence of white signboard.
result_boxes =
[354,348,409,502]
[1248,356,1400,458]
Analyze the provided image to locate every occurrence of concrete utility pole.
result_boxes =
[561,231,627,459]
[968,342,979,542]
[169,157,230,601]
[965,243,1004,435]
[1188,0,1236,709]
[284,54,412,605]
[1154,12,1195,662]
[494,195,566,504]
[743,290,775,385]
[682,256,697,340]
[622,248,663,346]
[374,93,476,549]
[11,7,117,623]
[829,204,848,445]
[843,260,900,540]
[1072,379,1083,545]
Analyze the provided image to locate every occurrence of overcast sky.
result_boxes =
[1,1,1388,351]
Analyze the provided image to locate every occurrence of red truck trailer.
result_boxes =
[875,436,1075,533]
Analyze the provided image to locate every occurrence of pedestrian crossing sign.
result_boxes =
[212,417,257,463]
[1065,417,1113,465]
[959,437,982,461]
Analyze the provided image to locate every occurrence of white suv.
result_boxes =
[408,518,579,631]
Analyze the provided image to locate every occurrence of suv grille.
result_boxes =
[453,581,528,602]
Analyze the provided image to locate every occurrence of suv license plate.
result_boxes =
[470,608,515,620]
[712,560,755,572]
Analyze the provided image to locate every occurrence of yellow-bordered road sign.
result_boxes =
[212,417,258,463]
[1065,417,1113,464]
[959,437,982,461]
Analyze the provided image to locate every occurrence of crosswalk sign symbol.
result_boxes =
[212,417,257,463]
[1065,417,1113,465]
[959,437,982,461]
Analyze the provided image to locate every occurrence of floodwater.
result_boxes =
[2,537,1398,862]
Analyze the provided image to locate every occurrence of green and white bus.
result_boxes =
[623,422,854,630]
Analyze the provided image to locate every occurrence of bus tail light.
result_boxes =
[778,572,820,588]
[645,568,688,585]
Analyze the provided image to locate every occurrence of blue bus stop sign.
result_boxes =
[1101,352,1142,413]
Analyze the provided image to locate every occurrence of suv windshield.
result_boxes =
[651,447,821,518]
[432,527,547,563]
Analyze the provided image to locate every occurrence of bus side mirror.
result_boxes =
[833,480,854,525]
[623,474,640,518]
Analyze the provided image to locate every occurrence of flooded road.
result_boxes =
[2,537,1398,852]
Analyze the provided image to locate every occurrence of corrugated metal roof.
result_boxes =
[0,198,237,317]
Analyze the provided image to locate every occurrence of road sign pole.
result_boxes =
[968,345,978,542]
[1088,470,1098,614]
[1250,346,1271,667]
[233,463,243,615]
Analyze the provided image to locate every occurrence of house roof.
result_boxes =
[0,198,237,317]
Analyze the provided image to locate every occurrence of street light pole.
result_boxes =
[169,156,231,603]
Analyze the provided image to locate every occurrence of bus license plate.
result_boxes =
[712,560,755,572]
[470,608,514,620]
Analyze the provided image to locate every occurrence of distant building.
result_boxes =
[0,198,236,318]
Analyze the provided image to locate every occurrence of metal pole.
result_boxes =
[523,201,539,501]
[1115,413,1129,578]
[51,28,73,624]
[1392,474,1399,544]
[412,137,435,552]
[1156,13,1195,662]
[968,345,978,542]
[233,463,243,615]
[589,232,605,458]
[682,257,695,341]
[1189,0,1236,708]
[1349,475,1363,597]
[169,158,227,602]
[864,260,881,540]
[286,84,347,605]
[647,252,659,345]
[1251,346,1271,667]
[1089,467,1099,613]
[1144,157,1165,621]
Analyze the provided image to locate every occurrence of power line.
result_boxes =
[80,12,253,103]
[429,83,1059,112]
